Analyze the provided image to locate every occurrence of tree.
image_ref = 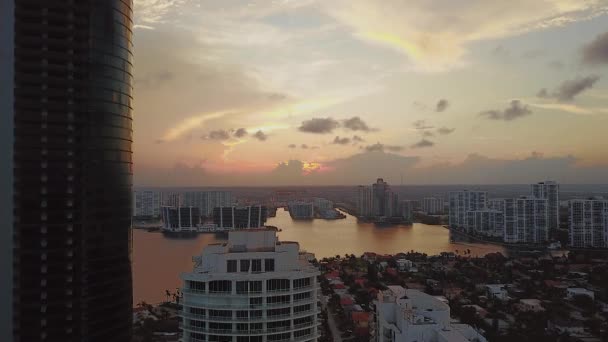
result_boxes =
[367,263,378,283]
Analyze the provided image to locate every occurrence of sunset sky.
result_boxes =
[132,0,608,186]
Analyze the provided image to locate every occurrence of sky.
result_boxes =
[131,0,608,186]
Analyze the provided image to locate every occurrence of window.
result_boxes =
[227,260,237,273]
[208,310,232,319]
[266,279,290,292]
[267,307,290,318]
[236,311,248,320]
[294,304,311,313]
[209,280,232,293]
[240,259,250,272]
[266,295,290,305]
[189,307,205,316]
[189,319,205,328]
[293,291,311,302]
[293,277,311,289]
[267,333,290,341]
[249,297,262,308]
[264,258,275,272]
[294,316,313,326]
[267,320,290,330]
[294,328,312,338]
[189,281,205,292]
[250,310,262,318]
[252,259,262,272]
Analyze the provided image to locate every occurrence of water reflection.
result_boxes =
[132,208,506,303]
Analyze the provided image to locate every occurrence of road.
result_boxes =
[320,295,343,342]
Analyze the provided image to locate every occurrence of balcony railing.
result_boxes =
[182,321,316,335]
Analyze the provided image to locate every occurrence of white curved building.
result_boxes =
[180,228,320,342]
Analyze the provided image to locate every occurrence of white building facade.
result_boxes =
[569,198,608,248]
[531,181,560,232]
[448,191,488,229]
[466,210,504,237]
[183,191,234,217]
[133,190,162,217]
[374,286,486,342]
[421,197,443,215]
[503,197,548,244]
[181,229,320,342]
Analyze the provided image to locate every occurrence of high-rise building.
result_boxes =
[133,190,162,218]
[466,210,504,237]
[162,207,201,233]
[569,198,608,248]
[399,200,414,223]
[374,286,486,342]
[288,202,315,219]
[531,181,559,233]
[213,206,268,229]
[503,197,548,244]
[180,229,320,342]
[448,190,487,229]
[421,197,443,215]
[162,191,183,208]
[313,198,333,211]
[1,1,134,340]
[357,185,373,217]
[372,178,389,217]
[183,191,233,217]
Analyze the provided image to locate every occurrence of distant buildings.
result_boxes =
[161,207,201,233]
[357,179,402,220]
[532,181,559,232]
[133,190,162,218]
[374,286,486,342]
[213,205,268,229]
[180,229,320,342]
[357,185,374,217]
[288,201,315,219]
[183,191,233,217]
[466,209,504,237]
[400,200,414,223]
[503,197,548,244]
[163,192,183,208]
[569,198,608,248]
[421,197,443,215]
[313,198,333,211]
[448,190,488,229]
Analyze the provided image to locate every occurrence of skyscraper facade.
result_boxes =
[181,229,320,342]
[448,190,487,229]
[133,189,162,217]
[531,181,559,233]
[182,190,233,217]
[503,197,548,244]
[1,1,134,340]
[356,185,373,217]
[569,198,608,248]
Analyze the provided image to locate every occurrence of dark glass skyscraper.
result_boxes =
[1,1,134,341]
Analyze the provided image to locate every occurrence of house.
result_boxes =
[485,284,509,301]
[517,299,545,312]
[566,288,595,300]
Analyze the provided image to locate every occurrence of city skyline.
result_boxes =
[132,0,608,186]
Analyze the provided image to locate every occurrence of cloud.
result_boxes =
[436,99,449,112]
[547,60,564,70]
[352,135,365,143]
[298,117,340,134]
[422,131,434,137]
[437,127,455,135]
[413,120,434,130]
[529,103,604,115]
[234,128,248,138]
[134,0,185,28]
[301,144,309,149]
[537,88,549,98]
[202,129,231,140]
[365,143,404,153]
[553,75,600,101]
[582,31,608,65]
[288,144,297,148]
[253,130,268,141]
[135,152,608,186]
[480,100,532,121]
[342,116,372,131]
[411,139,435,148]
[332,136,351,145]
[322,1,605,71]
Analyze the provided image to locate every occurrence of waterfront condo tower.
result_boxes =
[181,229,321,342]
[569,198,608,248]
[1,1,134,341]
[531,181,560,233]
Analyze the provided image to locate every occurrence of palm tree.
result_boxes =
[165,289,171,303]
